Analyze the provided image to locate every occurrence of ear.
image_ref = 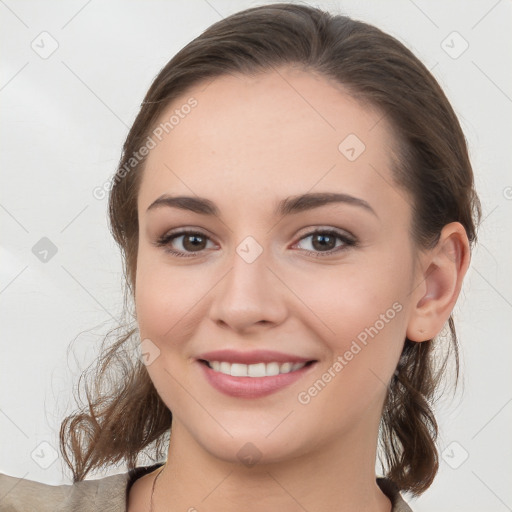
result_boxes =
[406,222,471,342]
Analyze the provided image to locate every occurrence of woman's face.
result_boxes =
[135,67,421,464]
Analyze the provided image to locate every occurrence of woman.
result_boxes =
[0,3,481,511]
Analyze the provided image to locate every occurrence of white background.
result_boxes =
[1,1,511,511]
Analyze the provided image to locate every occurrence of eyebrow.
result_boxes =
[146,192,377,218]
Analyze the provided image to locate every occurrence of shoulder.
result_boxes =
[1,470,411,512]
[377,478,414,512]
[0,464,163,512]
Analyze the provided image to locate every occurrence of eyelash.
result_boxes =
[154,228,357,258]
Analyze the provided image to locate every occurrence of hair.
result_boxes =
[59,2,481,496]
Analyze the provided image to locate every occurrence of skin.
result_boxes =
[127,66,470,512]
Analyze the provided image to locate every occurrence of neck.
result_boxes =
[152,420,392,512]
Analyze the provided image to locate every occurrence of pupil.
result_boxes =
[313,234,334,251]
[184,234,204,251]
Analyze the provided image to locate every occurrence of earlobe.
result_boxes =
[406,222,471,343]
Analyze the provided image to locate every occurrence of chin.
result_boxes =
[192,427,309,467]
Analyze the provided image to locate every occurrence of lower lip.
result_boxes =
[197,360,317,399]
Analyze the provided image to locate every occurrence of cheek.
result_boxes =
[291,256,410,391]
[135,261,170,339]
[292,272,407,428]
[135,252,206,342]
[292,259,407,341]
[134,257,202,412]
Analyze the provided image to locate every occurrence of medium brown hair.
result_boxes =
[60,2,481,495]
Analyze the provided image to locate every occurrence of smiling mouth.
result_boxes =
[198,359,316,378]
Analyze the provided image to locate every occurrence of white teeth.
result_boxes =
[280,362,292,373]
[230,363,247,377]
[248,362,267,377]
[265,362,280,376]
[206,360,309,377]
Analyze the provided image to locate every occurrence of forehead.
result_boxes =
[138,67,406,221]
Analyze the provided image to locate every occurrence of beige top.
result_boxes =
[0,463,413,511]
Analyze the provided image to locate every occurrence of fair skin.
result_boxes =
[127,67,470,512]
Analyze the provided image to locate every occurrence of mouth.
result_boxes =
[198,359,316,377]
[196,357,318,399]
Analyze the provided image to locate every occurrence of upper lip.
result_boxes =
[197,349,316,365]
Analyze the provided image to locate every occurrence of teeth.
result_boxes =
[206,360,308,377]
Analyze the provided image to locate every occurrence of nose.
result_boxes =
[208,243,288,334]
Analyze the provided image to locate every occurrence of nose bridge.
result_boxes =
[231,234,269,293]
[208,234,287,331]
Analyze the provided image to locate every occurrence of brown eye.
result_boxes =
[311,233,337,251]
[155,230,215,257]
[180,233,207,252]
[294,229,356,257]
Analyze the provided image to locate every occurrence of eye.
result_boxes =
[293,228,357,257]
[154,227,357,258]
[154,229,216,257]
